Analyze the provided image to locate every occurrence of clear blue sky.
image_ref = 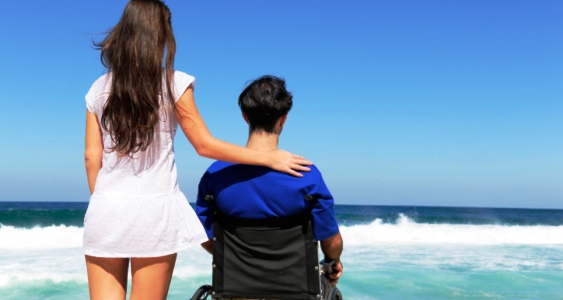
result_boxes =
[0,1,561,208]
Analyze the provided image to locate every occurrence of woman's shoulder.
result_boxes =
[86,73,111,97]
[85,73,111,110]
[91,73,111,87]
[172,70,196,101]
[173,70,195,85]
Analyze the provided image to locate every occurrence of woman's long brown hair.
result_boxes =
[95,0,176,155]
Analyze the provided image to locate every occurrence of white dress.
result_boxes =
[83,71,208,258]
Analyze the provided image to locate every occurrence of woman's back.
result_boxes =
[83,70,207,258]
[86,71,194,197]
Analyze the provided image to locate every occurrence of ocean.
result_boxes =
[1,202,562,300]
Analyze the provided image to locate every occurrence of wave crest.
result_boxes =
[341,214,563,246]
[3,215,563,250]
[0,225,83,249]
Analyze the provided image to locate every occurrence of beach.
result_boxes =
[1,202,562,299]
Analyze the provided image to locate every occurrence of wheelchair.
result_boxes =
[191,197,342,300]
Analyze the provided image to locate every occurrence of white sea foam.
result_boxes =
[174,247,213,279]
[0,271,85,287]
[0,247,87,287]
[0,215,563,250]
[0,225,83,249]
[0,246,212,288]
[1,221,562,298]
[341,214,563,246]
[2,215,563,251]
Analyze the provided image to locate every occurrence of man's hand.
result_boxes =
[201,239,213,255]
[321,232,344,285]
[328,260,343,286]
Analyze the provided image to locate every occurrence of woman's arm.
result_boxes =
[175,87,311,177]
[85,110,103,194]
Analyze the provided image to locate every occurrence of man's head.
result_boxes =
[238,75,293,134]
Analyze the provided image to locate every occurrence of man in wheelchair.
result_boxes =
[195,75,343,300]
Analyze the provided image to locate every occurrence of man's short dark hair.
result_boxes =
[238,75,293,133]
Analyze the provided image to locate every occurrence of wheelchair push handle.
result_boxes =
[320,258,336,275]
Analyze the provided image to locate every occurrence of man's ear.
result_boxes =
[242,112,250,124]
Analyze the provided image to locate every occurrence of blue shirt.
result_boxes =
[196,162,339,241]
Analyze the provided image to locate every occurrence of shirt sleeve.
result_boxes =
[173,71,196,103]
[309,166,340,241]
[196,171,215,239]
[85,74,110,114]
[85,87,96,113]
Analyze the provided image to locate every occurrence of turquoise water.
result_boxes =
[1,202,562,299]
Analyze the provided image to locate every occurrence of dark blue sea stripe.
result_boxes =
[0,202,88,228]
[1,202,563,228]
[334,205,563,226]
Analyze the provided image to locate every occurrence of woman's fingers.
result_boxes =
[286,168,304,177]
[287,158,311,175]
[291,162,311,172]
[272,150,312,176]
[291,154,312,164]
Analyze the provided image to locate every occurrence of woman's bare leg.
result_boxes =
[130,253,177,300]
[85,255,129,300]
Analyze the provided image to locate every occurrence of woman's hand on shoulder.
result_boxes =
[271,150,312,177]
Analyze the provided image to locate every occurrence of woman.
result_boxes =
[83,1,310,299]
